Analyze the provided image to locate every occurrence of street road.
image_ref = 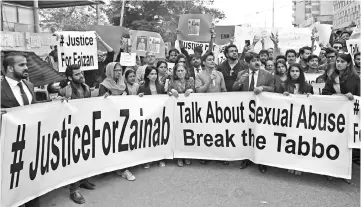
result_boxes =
[40,161,360,207]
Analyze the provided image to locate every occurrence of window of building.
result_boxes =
[1,3,34,32]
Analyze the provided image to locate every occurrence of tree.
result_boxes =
[39,5,109,32]
[104,0,225,42]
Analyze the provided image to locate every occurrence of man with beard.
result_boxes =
[259,50,269,70]
[1,52,38,207]
[232,52,274,173]
[298,46,312,71]
[188,53,202,80]
[217,44,245,92]
[285,49,297,68]
[354,52,360,75]
[316,48,337,83]
[58,64,95,204]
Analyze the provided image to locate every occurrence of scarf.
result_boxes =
[100,62,125,95]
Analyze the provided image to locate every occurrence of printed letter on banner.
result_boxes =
[349,96,361,149]
[57,31,98,72]
[173,93,352,179]
[0,96,174,207]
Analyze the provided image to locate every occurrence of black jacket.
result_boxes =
[322,73,360,96]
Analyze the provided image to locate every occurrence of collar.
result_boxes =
[5,76,23,87]
[248,69,259,75]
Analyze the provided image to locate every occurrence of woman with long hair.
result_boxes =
[321,53,359,184]
[282,63,313,176]
[138,66,166,96]
[157,60,169,85]
[274,60,288,93]
[98,62,125,96]
[322,53,360,99]
[281,63,313,96]
[168,63,195,167]
[138,66,166,168]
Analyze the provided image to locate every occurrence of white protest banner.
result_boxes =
[120,52,136,66]
[234,26,272,53]
[349,96,361,149]
[0,96,174,207]
[309,23,332,46]
[56,31,98,72]
[346,39,360,65]
[277,28,312,51]
[313,40,321,55]
[174,92,352,179]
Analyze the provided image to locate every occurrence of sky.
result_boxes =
[209,0,293,27]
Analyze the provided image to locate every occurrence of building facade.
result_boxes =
[292,0,334,27]
[333,0,360,29]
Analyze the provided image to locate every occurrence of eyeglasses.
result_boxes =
[333,46,342,49]
[179,61,186,63]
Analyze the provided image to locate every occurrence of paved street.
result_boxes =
[40,161,360,207]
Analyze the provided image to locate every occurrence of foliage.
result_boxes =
[39,6,108,32]
[104,0,225,42]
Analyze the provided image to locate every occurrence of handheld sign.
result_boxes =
[177,14,212,42]
[120,53,136,66]
[57,31,98,72]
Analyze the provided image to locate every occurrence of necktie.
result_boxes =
[17,82,29,105]
[249,71,255,91]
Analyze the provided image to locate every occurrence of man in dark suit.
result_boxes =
[1,52,38,207]
[232,52,274,173]
[188,53,202,80]
[1,52,36,108]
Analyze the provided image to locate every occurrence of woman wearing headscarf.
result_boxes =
[98,62,135,181]
[98,62,125,96]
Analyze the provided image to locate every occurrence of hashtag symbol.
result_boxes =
[59,35,64,47]
[354,100,359,115]
[10,124,26,189]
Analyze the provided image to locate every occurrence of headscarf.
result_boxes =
[100,62,125,95]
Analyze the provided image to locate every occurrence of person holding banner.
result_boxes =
[58,64,96,204]
[322,53,360,98]
[232,52,274,173]
[353,52,360,75]
[138,66,166,169]
[1,52,40,207]
[217,44,245,92]
[98,62,126,96]
[168,63,195,167]
[281,63,313,96]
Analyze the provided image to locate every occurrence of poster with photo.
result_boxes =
[136,36,148,51]
[188,19,200,36]
[148,37,161,53]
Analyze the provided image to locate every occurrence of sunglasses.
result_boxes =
[333,46,342,49]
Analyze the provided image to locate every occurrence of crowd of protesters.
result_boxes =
[1,25,360,206]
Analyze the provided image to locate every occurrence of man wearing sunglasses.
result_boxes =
[332,41,344,53]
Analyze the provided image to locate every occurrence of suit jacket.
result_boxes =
[232,69,274,92]
[137,82,165,95]
[1,78,36,108]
